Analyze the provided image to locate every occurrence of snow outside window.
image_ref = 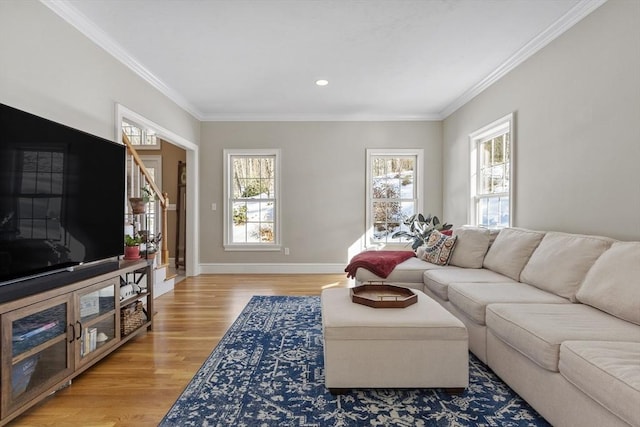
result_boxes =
[223,149,281,251]
[366,149,423,246]
[469,113,514,228]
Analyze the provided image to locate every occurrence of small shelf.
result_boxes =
[11,305,67,358]
[81,309,115,328]
[83,310,115,328]
[120,320,152,341]
[119,291,150,307]
[12,335,67,365]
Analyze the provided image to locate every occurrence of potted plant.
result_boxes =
[128,186,154,214]
[124,234,142,260]
[392,213,452,250]
[141,233,162,260]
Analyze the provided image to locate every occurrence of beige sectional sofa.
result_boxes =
[354,227,640,427]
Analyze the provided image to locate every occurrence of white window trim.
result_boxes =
[365,148,424,247]
[469,112,514,228]
[223,148,282,251]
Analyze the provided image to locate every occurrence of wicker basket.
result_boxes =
[120,301,147,336]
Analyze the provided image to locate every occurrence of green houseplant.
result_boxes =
[124,234,142,260]
[392,213,452,251]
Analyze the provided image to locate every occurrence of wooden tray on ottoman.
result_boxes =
[351,284,417,308]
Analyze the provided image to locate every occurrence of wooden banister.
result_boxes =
[122,133,166,207]
[122,133,170,266]
[161,192,169,266]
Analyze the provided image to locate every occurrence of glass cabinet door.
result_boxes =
[76,279,118,365]
[1,295,73,416]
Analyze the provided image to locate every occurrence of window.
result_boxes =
[469,113,513,228]
[223,149,281,250]
[366,149,423,245]
[122,119,159,149]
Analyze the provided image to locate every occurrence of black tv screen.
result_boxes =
[0,103,125,285]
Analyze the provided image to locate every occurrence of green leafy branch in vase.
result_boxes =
[392,213,452,251]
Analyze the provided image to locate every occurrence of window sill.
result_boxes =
[224,245,282,252]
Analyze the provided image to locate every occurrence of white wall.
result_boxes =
[200,121,442,270]
[0,0,199,147]
[443,0,640,240]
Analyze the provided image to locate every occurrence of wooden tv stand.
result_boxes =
[0,259,153,425]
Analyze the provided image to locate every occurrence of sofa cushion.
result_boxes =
[486,303,640,372]
[355,257,450,284]
[420,230,458,265]
[423,268,515,301]
[559,341,640,427]
[482,228,545,281]
[449,227,491,269]
[448,282,569,325]
[576,241,640,325]
[520,232,614,302]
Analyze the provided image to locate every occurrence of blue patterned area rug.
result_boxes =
[160,296,550,427]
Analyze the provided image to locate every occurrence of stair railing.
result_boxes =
[122,133,169,266]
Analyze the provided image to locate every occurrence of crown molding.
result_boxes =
[199,112,443,122]
[40,0,204,121]
[40,0,606,123]
[439,0,608,119]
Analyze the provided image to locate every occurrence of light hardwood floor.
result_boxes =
[9,274,351,427]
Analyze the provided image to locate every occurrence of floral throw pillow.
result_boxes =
[422,230,458,265]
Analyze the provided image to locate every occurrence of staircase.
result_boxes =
[122,133,174,298]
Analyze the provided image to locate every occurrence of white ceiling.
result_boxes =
[45,0,605,121]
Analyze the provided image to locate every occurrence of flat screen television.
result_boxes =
[0,103,125,297]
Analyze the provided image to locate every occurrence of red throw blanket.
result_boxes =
[345,250,416,279]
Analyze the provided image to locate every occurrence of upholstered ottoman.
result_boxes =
[321,287,469,392]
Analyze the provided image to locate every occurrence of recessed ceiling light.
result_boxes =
[315,79,329,86]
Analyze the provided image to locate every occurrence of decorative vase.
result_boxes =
[146,252,157,267]
[129,197,146,214]
[124,245,140,260]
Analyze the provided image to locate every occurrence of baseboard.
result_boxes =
[198,263,346,274]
